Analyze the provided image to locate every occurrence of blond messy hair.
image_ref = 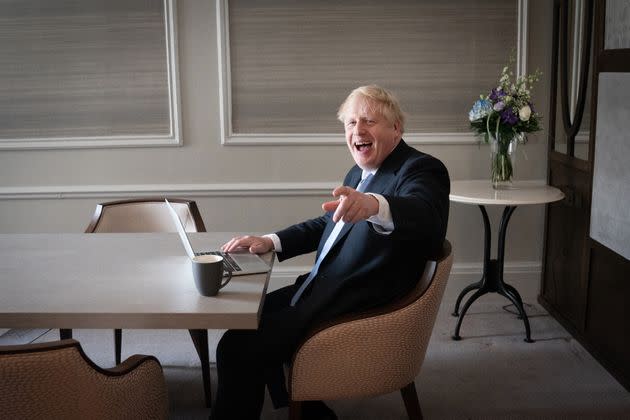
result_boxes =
[337,85,406,134]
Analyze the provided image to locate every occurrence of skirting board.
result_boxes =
[269,261,542,301]
[0,328,50,346]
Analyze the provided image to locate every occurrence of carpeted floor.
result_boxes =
[0,272,612,420]
[14,285,630,419]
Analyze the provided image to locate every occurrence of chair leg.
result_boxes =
[114,329,122,365]
[288,401,302,420]
[189,329,212,408]
[60,329,72,340]
[400,382,423,420]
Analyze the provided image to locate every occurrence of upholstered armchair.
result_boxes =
[59,197,212,407]
[288,241,453,420]
[0,339,168,419]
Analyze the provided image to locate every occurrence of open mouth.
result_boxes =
[354,142,373,151]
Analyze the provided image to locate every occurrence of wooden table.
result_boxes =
[0,232,274,407]
[449,181,564,342]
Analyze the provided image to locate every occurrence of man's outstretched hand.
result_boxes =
[322,186,379,224]
[222,187,379,253]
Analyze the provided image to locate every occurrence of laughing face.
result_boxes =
[343,98,402,171]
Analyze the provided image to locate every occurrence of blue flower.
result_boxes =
[469,99,493,122]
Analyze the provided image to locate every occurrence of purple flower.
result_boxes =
[489,88,505,102]
[500,108,519,126]
[493,101,505,111]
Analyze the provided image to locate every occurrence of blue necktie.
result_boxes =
[290,173,374,306]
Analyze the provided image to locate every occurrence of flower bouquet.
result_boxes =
[469,58,542,188]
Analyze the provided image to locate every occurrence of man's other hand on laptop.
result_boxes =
[222,235,274,254]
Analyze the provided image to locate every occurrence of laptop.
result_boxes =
[165,199,271,276]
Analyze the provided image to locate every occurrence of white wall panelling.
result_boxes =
[217,0,530,146]
[0,1,555,270]
[0,0,181,150]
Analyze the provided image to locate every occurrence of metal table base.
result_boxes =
[451,205,534,343]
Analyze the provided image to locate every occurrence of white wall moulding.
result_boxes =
[0,182,338,200]
[0,0,181,150]
[217,0,529,146]
[271,261,542,298]
[0,179,548,201]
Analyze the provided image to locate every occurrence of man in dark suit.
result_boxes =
[213,85,450,419]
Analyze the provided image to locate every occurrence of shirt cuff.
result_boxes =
[263,233,282,252]
[365,193,395,233]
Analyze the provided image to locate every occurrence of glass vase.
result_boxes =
[489,133,518,189]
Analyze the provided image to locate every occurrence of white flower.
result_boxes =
[519,105,532,121]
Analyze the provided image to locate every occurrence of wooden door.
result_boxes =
[540,0,594,335]
[542,0,630,390]
[582,0,630,390]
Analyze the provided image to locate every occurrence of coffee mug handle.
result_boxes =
[219,270,232,289]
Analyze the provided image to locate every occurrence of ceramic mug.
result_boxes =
[191,255,232,296]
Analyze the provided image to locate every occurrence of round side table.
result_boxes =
[450,180,564,342]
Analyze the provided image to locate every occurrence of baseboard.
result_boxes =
[269,261,542,300]
[0,328,51,346]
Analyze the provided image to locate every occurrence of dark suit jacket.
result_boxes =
[275,139,450,329]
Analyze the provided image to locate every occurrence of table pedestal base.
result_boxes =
[451,205,534,343]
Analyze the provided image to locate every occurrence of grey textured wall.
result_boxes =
[0,1,553,282]
[590,73,630,260]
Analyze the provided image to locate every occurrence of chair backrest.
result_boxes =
[0,339,168,419]
[85,197,206,233]
[290,240,453,401]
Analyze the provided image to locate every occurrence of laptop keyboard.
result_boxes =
[196,251,242,272]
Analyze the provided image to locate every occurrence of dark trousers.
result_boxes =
[211,284,304,420]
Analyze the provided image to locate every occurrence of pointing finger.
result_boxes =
[322,199,341,213]
[332,195,353,223]
[332,186,354,198]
